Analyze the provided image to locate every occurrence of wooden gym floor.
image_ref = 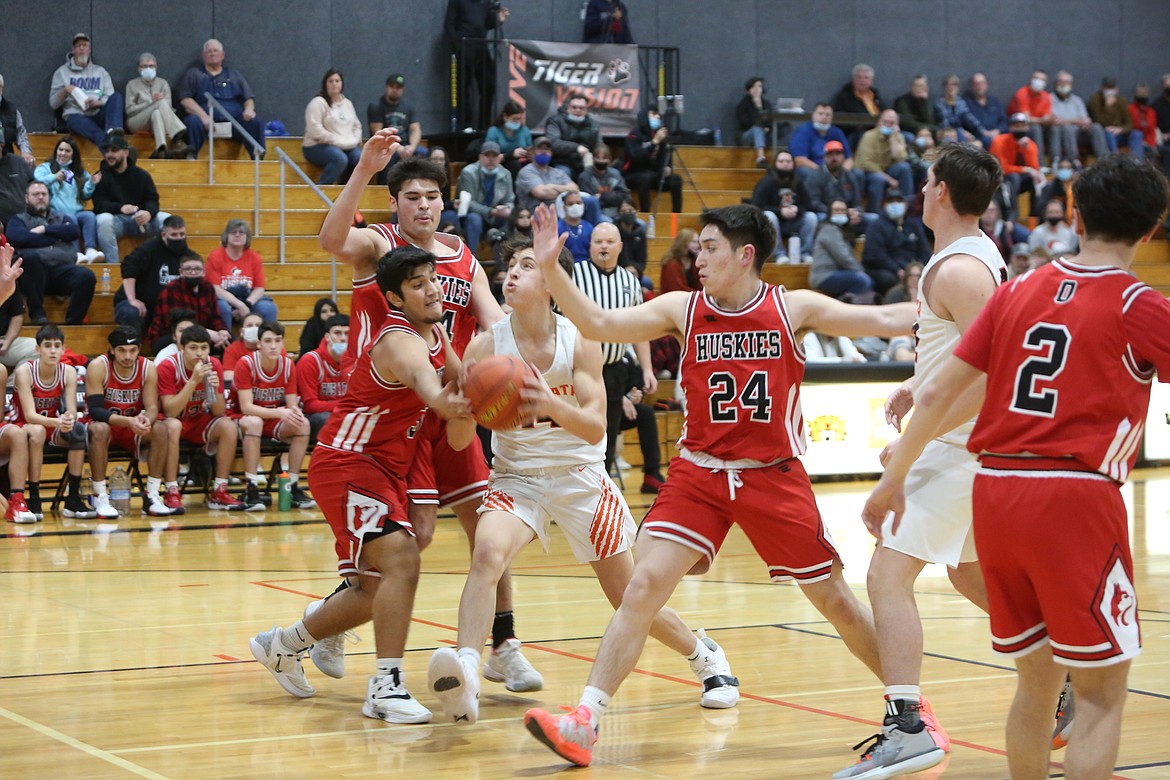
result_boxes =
[1,470,1168,779]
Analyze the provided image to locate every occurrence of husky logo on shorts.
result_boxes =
[1096,553,1140,656]
[1110,583,1135,627]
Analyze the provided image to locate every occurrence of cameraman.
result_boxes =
[623,108,682,213]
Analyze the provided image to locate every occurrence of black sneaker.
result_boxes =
[26,493,44,520]
[62,494,97,519]
[290,484,317,509]
[240,482,266,512]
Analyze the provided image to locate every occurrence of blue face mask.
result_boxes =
[914,136,928,149]
[1056,168,1073,182]
[880,126,894,136]
[812,121,831,133]
[534,152,552,166]
[830,214,849,226]
[885,202,907,220]
[648,117,662,131]
[504,120,522,132]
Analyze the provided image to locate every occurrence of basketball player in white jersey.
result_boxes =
[427,239,738,725]
[835,143,1008,779]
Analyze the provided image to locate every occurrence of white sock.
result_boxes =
[376,658,404,682]
[289,474,298,486]
[92,480,108,496]
[214,477,228,488]
[885,684,921,703]
[146,476,162,495]
[165,481,179,491]
[245,472,259,486]
[579,685,611,728]
[457,647,480,667]
[687,634,706,664]
[282,620,317,652]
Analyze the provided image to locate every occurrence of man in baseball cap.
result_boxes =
[458,140,515,251]
[50,32,125,148]
[367,72,422,182]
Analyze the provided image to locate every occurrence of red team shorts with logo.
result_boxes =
[642,456,840,583]
[309,446,414,578]
[178,412,229,453]
[406,411,489,508]
[973,457,1141,667]
[108,425,146,460]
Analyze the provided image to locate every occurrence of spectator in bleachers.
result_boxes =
[49,33,124,151]
[1008,242,1031,279]
[298,297,339,356]
[153,309,196,367]
[5,181,95,325]
[935,74,988,146]
[809,199,873,302]
[297,313,348,444]
[445,0,509,131]
[1130,83,1159,159]
[1049,70,1108,166]
[854,109,915,212]
[223,312,264,382]
[367,73,423,182]
[93,131,169,265]
[1029,197,1079,255]
[584,0,633,43]
[458,141,514,255]
[623,109,682,213]
[178,39,265,161]
[577,144,630,221]
[893,75,939,136]
[1028,244,1053,270]
[233,321,314,512]
[980,199,1030,262]
[861,188,931,296]
[146,255,230,351]
[157,324,246,511]
[1008,70,1054,163]
[751,149,816,261]
[0,277,35,371]
[1032,157,1077,219]
[206,219,278,328]
[790,103,854,177]
[427,147,462,233]
[34,138,101,262]
[558,192,594,263]
[485,100,533,177]
[1151,74,1170,172]
[737,77,770,168]
[907,127,935,190]
[515,136,581,214]
[125,52,189,160]
[114,215,188,334]
[0,141,34,225]
[546,95,603,178]
[801,330,866,362]
[989,113,1046,224]
[302,69,363,185]
[805,140,867,224]
[1088,76,1144,160]
[965,72,1009,147]
[0,74,37,165]
[614,199,647,279]
[658,229,700,294]
[832,64,886,117]
[879,260,922,305]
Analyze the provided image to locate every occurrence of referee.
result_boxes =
[569,222,660,488]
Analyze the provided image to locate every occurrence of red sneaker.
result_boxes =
[207,484,246,511]
[164,486,186,515]
[524,705,597,766]
[919,696,950,752]
[640,472,665,494]
[5,492,37,524]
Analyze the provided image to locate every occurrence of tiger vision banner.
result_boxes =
[500,40,642,136]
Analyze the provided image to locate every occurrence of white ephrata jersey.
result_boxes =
[490,313,605,471]
[915,230,1006,445]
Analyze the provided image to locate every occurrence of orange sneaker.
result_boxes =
[524,705,597,767]
[919,696,950,752]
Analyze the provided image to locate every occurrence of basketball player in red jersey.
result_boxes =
[523,203,916,766]
[250,246,475,725]
[865,156,1170,780]
[319,129,542,690]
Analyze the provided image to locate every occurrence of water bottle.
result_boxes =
[647,214,656,239]
[788,236,802,262]
[203,359,217,411]
[713,125,722,147]
[110,465,131,514]
[278,472,292,511]
[101,266,110,293]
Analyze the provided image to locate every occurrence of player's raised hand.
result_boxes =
[531,203,568,272]
[0,244,24,308]
[862,475,904,539]
[359,128,403,171]
[884,377,914,432]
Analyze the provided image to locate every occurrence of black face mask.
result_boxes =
[183,275,202,288]
[593,162,609,172]
[1135,96,1149,105]
[618,213,637,225]
[1011,129,1027,140]
[164,238,188,256]
[1046,216,1061,226]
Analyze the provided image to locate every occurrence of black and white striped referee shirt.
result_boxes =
[570,260,645,365]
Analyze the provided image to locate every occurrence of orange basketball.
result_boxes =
[463,355,534,430]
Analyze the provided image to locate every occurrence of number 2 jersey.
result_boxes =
[677,283,806,463]
[344,225,479,376]
[956,258,1170,482]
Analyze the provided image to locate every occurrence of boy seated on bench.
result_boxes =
[0,363,37,523]
[295,313,348,444]
[10,325,93,519]
[157,324,246,511]
[232,321,315,511]
[85,326,183,517]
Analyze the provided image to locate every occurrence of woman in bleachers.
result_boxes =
[205,219,279,328]
[809,199,874,302]
[485,100,533,177]
[298,297,338,355]
[302,69,363,186]
[658,228,700,294]
[33,137,102,263]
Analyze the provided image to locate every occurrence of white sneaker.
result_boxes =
[304,599,357,679]
[249,626,315,698]
[482,638,543,692]
[363,672,432,724]
[92,493,119,519]
[142,491,172,517]
[85,248,105,263]
[428,648,480,725]
[76,252,88,264]
[690,629,739,709]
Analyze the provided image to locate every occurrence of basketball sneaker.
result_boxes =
[832,722,945,780]
[428,648,480,725]
[62,494,96,519]
[689,629,739,708]
[142,491,172,517]
[207,484,246,511]
[303,599,356,679]
[482,637,543,691]
[1052,676,1075,749]
[6,493,37,523]
[363,671,432,724]
[91,493,119,519]
[164,486,186,515]
[524,705,597,767]
[290,484,316,509]
[918,696,950,752]
[26,493,43,521]
[249,625,315,698]
[240,483,266,512]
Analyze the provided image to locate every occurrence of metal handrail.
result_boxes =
[273,147,337,300]
[203,93,262,231]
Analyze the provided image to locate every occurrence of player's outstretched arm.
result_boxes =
[787,289,916,340]
[319,128,401,264]
[440,341,476,451]
[531,203,686,343]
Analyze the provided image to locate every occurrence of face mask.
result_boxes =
[1031,78,1046,92]
[885,202,906,220]
[1046,216,1061,226]
[1104,89,1118,99]
[242,326,259,343]
[140,67,157,81]
[565,203,585,219]
[812,121,831,133]
[1135,95,1149,105]
[1056,168,1073,182]
[504,120,522,131]
[329,340,347,357]
[534,152,552,166]
[914,137,928,149]
[593,162,608,172]
[1055,85,1071,98]
[1011,129,1028,140]
[566,113,585,123]
[830,214,849,226]
[618,213,637,225]
[164,237,188,256]
[183,276,202,288]
[1164,87,1170,97]
[648,117,662,131]
[880,126,894,136]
